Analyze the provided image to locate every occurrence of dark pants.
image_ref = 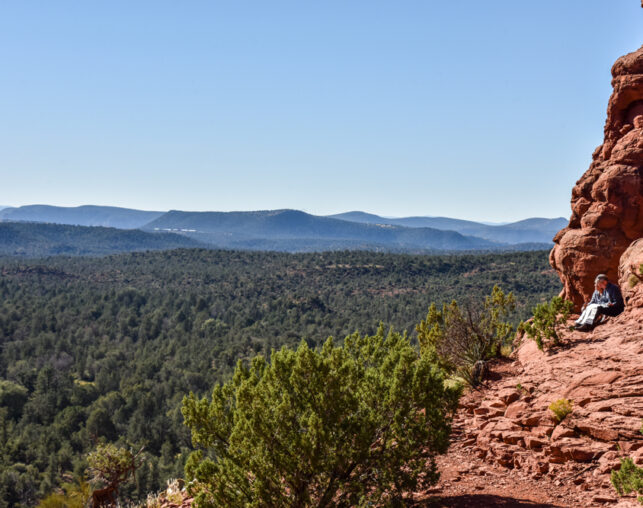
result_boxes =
[596,305,624,318]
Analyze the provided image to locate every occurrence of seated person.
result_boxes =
[574,274,624,331]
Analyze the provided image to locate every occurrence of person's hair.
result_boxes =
[595,274,608,284]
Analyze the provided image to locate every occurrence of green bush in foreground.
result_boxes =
[518,296,573,350]
[611,457,643,504]
[182,327,461,507]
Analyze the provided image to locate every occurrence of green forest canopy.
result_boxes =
[0,248,560,506]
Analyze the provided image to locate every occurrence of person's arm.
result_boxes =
[606,286,615,305]
[588,290,600,305]
[607,284,624,308]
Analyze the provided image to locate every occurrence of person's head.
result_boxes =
[595,274,609,290]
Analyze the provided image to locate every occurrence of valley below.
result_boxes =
[0,249,559,506]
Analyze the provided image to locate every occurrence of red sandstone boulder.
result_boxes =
[551,425,577,441]
[551,45,643,309]
[524,436,546,450]
[497,389,521,406]
[618,237,643,308]
[504,401,529,420]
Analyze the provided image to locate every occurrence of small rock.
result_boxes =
[505,401,529,420]
[551,425,576,441]
[567,446,601,463]
[591,494,617,504]
[524,436,546,450]
[576,422,619,441]
[474,407,490,416]
[498,389,520,405]
[536,461,549,474]
[502,432,525,446]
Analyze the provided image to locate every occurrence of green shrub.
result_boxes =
[416,285,516,386]
[629,263,643,288]
[519,296,574,350]
[37,479,92,508]
[611,457,643,504]
[86,443,145,503]
[182,327,461,507]
[548,398,573,423]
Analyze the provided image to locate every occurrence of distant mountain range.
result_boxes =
[0,205,566,255]
[0,204,163,229]
[142,209,500,251]
[328,212,567,245]
[0,222,202,257]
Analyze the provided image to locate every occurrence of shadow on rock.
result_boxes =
[420,494,562,507]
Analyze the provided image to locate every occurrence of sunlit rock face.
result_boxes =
[618,238,643,312]
[551,45,643,310]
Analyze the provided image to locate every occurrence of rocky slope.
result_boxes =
[432,312,642,507]
[550,45,643,310]
[422,232,643,507]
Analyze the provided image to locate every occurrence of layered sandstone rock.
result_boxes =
[550,45,643,309]
[618,238,643,310]
[451,320,643,506]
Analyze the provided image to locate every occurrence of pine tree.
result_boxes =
[182,327,461,507]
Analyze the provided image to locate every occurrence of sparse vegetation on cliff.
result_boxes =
[548,398,573,424]
[416,285,516,386]
[611,457,643,504]
[518,296,574,350]
[629,263,643,288]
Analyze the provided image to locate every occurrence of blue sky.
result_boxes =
[1,1,641,222]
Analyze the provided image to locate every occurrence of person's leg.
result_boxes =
[596,305,622,318]
[575,308,589,325]
[575,304,600,329]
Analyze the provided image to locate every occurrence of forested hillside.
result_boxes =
[0,222,203,257]
[0,205,164,229]
[142,209,502,251]
[329,212,566,244]
[1,205,563,252]
[0,249,560,506]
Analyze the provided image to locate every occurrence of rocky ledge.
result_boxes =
[449,314,643,507]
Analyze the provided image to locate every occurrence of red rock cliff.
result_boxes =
[550,45,643,309]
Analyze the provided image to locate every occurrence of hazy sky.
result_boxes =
[1,1,641,221]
